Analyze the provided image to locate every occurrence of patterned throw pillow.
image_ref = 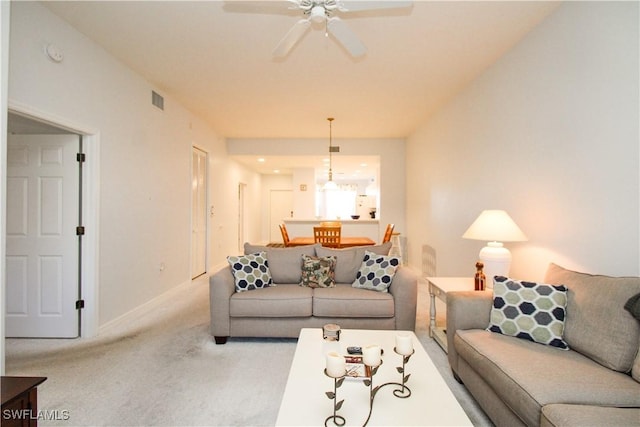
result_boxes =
[227,252,272,292]
[351,250,400,292]
[300,255,337,288]
[488,276,569,350]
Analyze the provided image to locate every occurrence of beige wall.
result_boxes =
[406,1,639,281]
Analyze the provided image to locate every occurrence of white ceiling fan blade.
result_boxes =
[337,0,413,12]
[223,1,301,16]
[327,16,366,57]
[273,19,312,57]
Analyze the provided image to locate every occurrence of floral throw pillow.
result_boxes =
[487,276,569,350]
[300,255,337,288]
[351,250,400,292]
[227,252,272,292]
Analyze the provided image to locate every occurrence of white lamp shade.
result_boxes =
[463,210,527,287]
[462,210,527,242]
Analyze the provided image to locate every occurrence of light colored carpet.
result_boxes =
[5,275,493,427]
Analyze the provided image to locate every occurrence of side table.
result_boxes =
[427,277,474,352]
[2,376,47,427]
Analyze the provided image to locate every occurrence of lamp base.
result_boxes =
[479,242,512,288]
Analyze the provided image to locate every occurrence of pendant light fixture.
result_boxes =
[323,117,338,191]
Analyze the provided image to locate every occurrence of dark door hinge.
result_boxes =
[76,226,85,236]
[77,153,86,162]
[76,300,85,310]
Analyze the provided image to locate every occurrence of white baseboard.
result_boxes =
[98,277,200,336]
[98,262,230,336]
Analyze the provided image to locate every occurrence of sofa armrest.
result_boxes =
[389,267,418,331]
[209,265,236,340]
[446,290,492,375]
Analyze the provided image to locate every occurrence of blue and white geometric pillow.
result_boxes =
[487,276,569,350]
[352,250,400,292]
[227,252,272,292]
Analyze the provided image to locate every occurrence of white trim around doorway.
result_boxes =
[8,100,101,338]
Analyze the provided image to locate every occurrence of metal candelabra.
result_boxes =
[324,348,414,427]
[324,370,346,427]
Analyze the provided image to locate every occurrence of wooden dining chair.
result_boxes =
[313,226,341,248]
[279,224,291,247]
[382,223,395,243]
[319,221,342,228]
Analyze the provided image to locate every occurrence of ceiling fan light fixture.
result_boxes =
[310,5,326,23]
[268,0,413,58]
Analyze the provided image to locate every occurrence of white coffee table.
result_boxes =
[276,328,472,426]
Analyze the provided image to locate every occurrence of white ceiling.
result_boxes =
[38,1,559,177]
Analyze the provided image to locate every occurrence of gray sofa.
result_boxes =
[210,242,418,344]
[446,263,640,426]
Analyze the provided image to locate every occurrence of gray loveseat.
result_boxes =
[210,242,418,344]
[446,263,640,426]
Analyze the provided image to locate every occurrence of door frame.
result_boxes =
[190,145,208,279]
[8,101,101,338]
[238,183,247,252]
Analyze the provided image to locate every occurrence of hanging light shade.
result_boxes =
[323,117,337,191]
[323,180,338,191]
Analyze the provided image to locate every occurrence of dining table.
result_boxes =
[287,236,376,248]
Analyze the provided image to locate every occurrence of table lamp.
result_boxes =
[462,210,527,287]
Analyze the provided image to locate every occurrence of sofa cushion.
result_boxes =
[544,263,640,372]
[300,255,336,288]
[230,284,312,317]
[625,292,640,320]
[244,243,320,284]
[455,329,640,427]
[632,345,640,383]
[487,276,569,350]
[352,251,400,293]
[315,242,392,284]
[541,404,640,427]
[313,285,394,318]
[626,294,640,382]
[227,252,272,292]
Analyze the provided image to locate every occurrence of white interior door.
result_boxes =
[191,147,207,279]
[6,134,79,338]
[269,190,293,243]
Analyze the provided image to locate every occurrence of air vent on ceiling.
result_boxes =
[152,91,164,110]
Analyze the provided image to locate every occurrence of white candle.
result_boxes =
[362,344,382,367]
[396,333,413,355]
[326,351,346,377]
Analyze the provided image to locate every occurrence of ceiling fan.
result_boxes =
[272,0,413,58]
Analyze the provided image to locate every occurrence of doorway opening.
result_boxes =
[5,108,99,338]
[269,190,293,244]
[238,183,247,252]
[6,113,82,338]
[191,147,207,279]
